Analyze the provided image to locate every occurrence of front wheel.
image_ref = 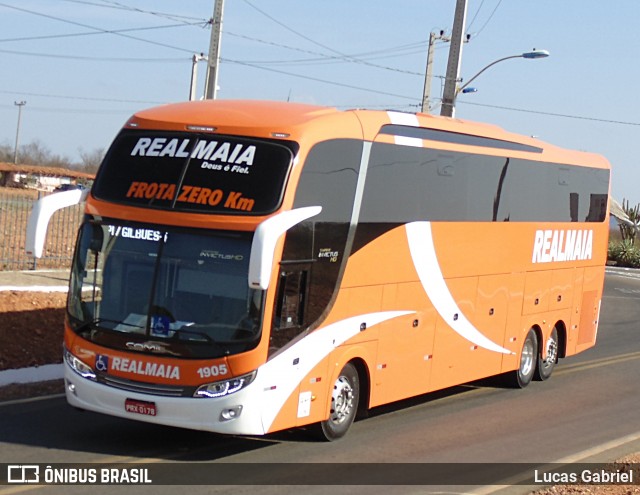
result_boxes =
[535,327,558,381]
[318,363,360,441]
[507,328,538,388]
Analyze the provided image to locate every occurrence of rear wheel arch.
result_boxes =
[349,357,370,419]
[554,320,567,359]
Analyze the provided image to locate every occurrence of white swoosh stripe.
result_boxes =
[405,221,512,355]
[259,310,415,431]
[387,111,423,147]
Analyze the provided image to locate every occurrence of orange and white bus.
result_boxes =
[27,100,610,440]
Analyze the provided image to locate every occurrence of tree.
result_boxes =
[619,199,640,245]
[78,147,105,173]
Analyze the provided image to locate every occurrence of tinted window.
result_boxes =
[275,139,363,337]
[360,142,609,223]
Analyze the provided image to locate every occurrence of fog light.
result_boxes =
[66,380,77,395]
[220,406,242,422]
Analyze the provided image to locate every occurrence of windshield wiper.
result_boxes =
[73,318,145,334]
[174,327,231,354]
[175,327,215,343]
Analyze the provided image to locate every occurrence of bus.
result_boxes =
[27,100,610,440]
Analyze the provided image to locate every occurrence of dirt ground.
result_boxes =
[0,290,66,371]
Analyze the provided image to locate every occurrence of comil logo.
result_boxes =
[7,465,39,484]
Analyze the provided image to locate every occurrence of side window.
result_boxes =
[360,142,610,223]
[270,267,309,352]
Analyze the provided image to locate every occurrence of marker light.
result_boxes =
[194,371,256,398]
[186,125,216,132]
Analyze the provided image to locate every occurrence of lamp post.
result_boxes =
[440,49,549,117]
[13,101,26,164]
[190,53,207,101]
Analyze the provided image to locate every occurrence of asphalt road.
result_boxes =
[1,268,639,495]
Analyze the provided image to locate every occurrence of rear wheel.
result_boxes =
[319,363,359,441]
[507,328,538,388]
[535,327,558,381]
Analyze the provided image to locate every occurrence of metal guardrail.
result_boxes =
[0,190,83,271]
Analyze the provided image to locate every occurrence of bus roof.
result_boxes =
[126,100,609,170]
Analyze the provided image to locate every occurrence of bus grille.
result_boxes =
[99,374,194,397]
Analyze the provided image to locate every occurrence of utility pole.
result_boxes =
[204,0,225,100]
[440,0,468,117]
[421,31,449,113]
[13,101,26,164]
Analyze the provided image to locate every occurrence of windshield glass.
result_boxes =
[69,220,263,358]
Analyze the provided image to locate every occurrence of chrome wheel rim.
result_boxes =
[329,376,354,425]
[521,338,535,376]
[541,334,558,369]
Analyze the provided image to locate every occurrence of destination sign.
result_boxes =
[92,130,294,215]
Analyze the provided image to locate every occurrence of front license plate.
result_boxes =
[125,399,157,416]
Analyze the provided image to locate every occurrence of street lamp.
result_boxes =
[441,49,550,117]
[190,53,208,101]
[14,101,27,164]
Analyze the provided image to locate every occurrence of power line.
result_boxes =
[226,31,429,66]
[0,103,137,115]
[0,47,188,63]
[221,58,417,100]
[0,2,204,53]
[240,0,422,76]
[55,0,204,23]
[471,0,503,38]
[0,89,164,105]
[0,21,204,44]
[466,0,487,31]
[92,0,206,24]
[460,100,640,126]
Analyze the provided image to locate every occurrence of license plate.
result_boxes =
[125,399,157,416]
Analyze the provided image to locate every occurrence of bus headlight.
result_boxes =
[194,371,256,398]
[64,347,97,381]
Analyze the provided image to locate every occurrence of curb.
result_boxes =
[0,285,69,292]
[0,363,64,387]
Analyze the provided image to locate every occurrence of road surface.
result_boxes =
[1,268,639,494]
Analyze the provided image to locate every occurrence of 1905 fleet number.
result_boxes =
[196,364,228,379]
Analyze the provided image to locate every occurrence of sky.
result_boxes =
[1,0,640,204]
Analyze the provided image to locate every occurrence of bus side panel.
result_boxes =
[566,268,585,355]
[265,355,332,433]
[500,272,526,373]
[549,268,575,311]
[369,282,436,407]
[574,266,604,354]
[472,273,512,364]
[522,271,552,315]
[429,276,500,391]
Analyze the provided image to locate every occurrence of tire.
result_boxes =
[535,327,558,381]
[319,363,360,441]
[507,328,538,388]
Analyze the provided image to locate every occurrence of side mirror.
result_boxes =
[26,188,89,258]
[248,206,321,290]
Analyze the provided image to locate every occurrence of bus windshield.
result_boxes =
[68,220,263,359]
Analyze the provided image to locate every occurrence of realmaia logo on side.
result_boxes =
[532,229,593,263]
